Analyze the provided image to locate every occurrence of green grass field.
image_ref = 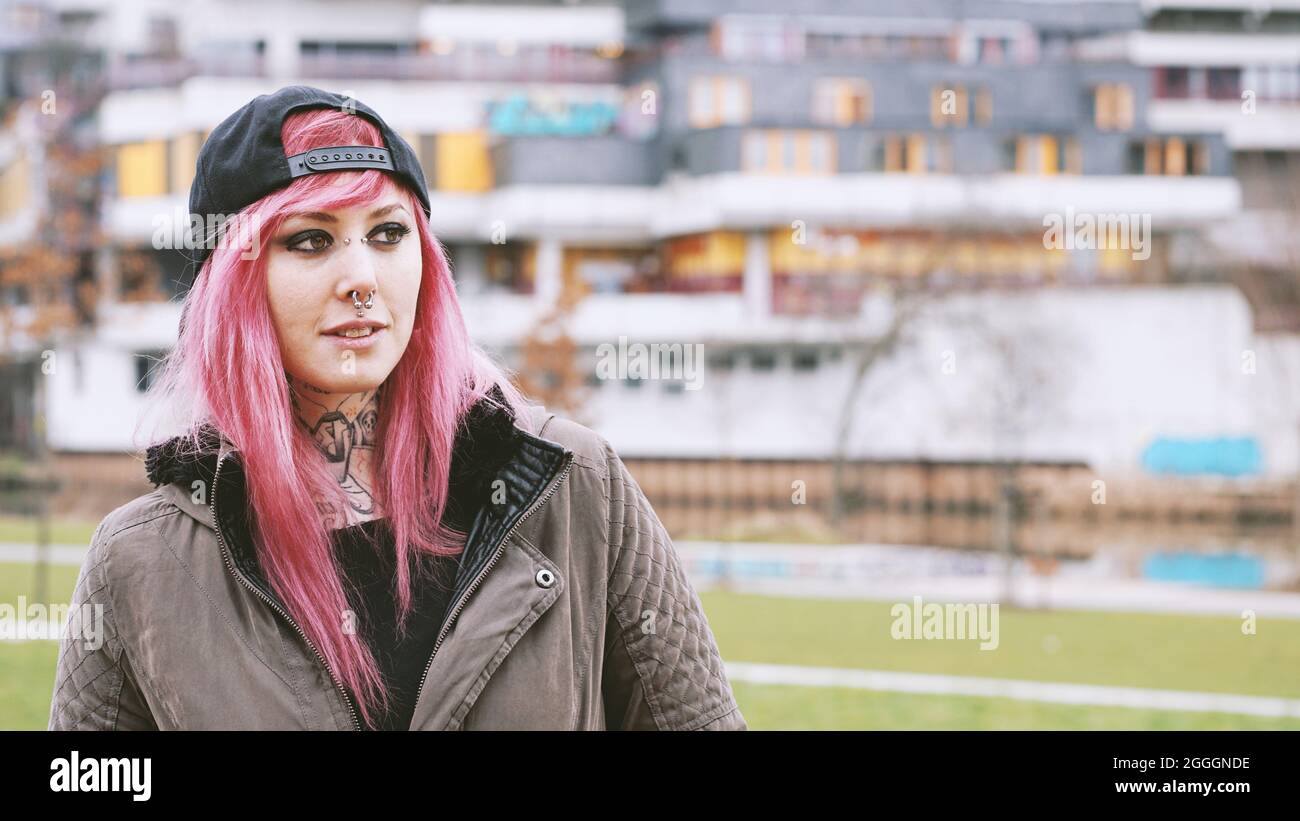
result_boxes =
[701,590,1300,729]
[0,516,99,547]
[4,556,1299,729]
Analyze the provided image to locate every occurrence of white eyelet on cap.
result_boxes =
[535,568,556,589]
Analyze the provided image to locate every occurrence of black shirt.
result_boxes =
[332,518,460,731]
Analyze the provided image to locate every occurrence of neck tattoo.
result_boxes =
[288,379,382,529]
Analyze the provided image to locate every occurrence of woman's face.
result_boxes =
[265,187,421,395]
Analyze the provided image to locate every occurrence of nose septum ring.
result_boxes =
[351,290,375,316]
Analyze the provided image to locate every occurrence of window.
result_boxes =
[792,347,819,371]
[714,19,802,62]
[1207,68,1241,100]
[1010,135,1080,174]
[812,78,872,125]
[0,154,29,217]
[1128,137,1210,175]
[881,135,953,173]
[930,85,969,127]
[436,131,493,192]
[689,76,752,128]
[116,141,167,198]
[743,134,765,170]
[977,36,1016,65]
[168,132,202,194]
[751,348,777,370]
[975,86,993,125]
[1244,66,1300,102]
[1156,67,1190,99]
[1093,83,1134,131]
[708,349,737,371]
[134,350,167,393]
[1127,141,1146,175]
[666,144,688,172]
[1165,137,1187,175]
[742,130,836,174]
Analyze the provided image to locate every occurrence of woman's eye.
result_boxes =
[369,222,411,246]
[286,231,331,253]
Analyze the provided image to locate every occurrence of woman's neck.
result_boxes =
[287,377,384,529]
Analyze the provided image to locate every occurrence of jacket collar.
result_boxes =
[144,385,524,533]
[143,388,572,612]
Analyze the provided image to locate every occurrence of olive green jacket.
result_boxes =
[47,402,746,730]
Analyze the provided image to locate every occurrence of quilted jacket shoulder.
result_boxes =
[531,412,746,731]
[48,490,180,730]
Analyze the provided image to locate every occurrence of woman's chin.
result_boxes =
[294,370,388,396]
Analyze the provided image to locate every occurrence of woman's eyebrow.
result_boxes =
[282,204,408,224]
[368,203,408,219]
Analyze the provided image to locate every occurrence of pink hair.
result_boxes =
[139,106,533,728]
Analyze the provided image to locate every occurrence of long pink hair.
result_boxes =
[139,106,533,728]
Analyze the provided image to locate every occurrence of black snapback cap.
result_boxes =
[182,85,431,286]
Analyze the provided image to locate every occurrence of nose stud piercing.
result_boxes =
[350,290,375,316]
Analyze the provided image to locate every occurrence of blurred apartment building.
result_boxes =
[1,0,1298,560]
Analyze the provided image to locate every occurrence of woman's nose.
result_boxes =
[334,240,381,303]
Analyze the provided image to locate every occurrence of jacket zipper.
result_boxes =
[210,451,362,731]
[410,450,575,729]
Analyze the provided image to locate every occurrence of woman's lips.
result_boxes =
[323,326,386,350]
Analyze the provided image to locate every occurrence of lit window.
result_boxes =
[1011,135,1080,174]
[882,135,948,173]
[742,130,836,174]
[1094,83,1134,131]
[930,85,969,128]
[116,141,168,198]
[689,76,751,128]
[975,86,993,125]
[1128,137,1207,175]
[812,78,872,125]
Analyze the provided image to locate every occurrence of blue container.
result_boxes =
[1142,551,1266,589]
[1141,437,1262,477]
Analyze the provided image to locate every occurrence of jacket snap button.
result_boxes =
[535,568,556,589]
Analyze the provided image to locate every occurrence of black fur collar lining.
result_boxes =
[143,386,524,533]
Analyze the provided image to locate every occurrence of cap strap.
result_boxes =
[286,145,396,178]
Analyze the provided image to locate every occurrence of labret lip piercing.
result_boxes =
[350,289,375,316]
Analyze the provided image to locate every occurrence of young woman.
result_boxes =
[48,86,746,731]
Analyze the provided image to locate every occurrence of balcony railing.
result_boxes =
[105,48,621,89]
[107,54,267,90]
[297,50,621,83]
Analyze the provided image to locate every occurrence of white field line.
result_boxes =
[0,543,88,565]
[724,661,1300,719]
